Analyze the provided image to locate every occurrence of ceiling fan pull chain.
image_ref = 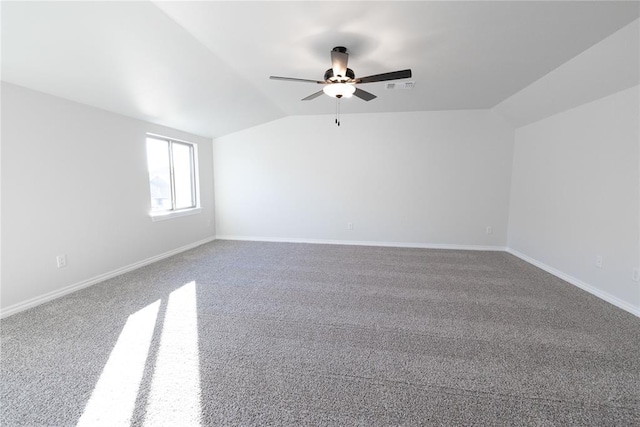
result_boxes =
[337,99,341,126]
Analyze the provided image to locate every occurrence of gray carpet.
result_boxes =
[1,240,639,426]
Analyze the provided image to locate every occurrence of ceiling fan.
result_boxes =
[270,46,412,102]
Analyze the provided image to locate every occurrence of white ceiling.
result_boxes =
[2,1,638,138]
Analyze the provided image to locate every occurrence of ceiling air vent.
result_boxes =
[386,81,415,90]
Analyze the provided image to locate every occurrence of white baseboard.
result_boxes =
[5,236,636,320]
[215,235,506,252]
[506,248,640,318]
[219,236,638,318]
[0,236,216,319]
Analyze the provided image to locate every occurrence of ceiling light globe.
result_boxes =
[323,83,356,99]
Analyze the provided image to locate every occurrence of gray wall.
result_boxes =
[1,83,215,314]
[213,110,514,248]
[508,86,639,311]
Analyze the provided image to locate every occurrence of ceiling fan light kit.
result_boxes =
[270,46,412,125]
[323,83,356,99]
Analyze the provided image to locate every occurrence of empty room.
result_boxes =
[1,1,639,425]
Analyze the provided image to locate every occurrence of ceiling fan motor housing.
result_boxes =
[324,68,355,83]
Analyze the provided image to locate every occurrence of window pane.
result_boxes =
[146,138,172,212]
[172,142,195,209]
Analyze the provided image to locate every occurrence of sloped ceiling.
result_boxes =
[2,1,638,138]
[493,19,639,128]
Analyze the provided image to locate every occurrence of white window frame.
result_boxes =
[146,133,201,221]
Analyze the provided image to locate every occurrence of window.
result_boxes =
[146,135,199,219]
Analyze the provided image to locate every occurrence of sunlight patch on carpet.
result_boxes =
[144,281,202,426]
[77,300,161,427]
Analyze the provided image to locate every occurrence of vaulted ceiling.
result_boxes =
[2,1,638,138]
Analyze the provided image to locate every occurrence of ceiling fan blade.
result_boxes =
[270,76,324,84]
[355,69,412,84]
[331,47,349,78]
[353,88,377,101]
[302,90,325,101]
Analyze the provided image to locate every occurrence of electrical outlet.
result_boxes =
[347,222,354,230]
[486,226,493,235]
[595,255,603,268]
[633,268,640,282]
[56,254,67,268]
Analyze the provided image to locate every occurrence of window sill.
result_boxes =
[151,207,202,222]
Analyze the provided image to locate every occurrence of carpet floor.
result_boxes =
[1,240,639,426]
